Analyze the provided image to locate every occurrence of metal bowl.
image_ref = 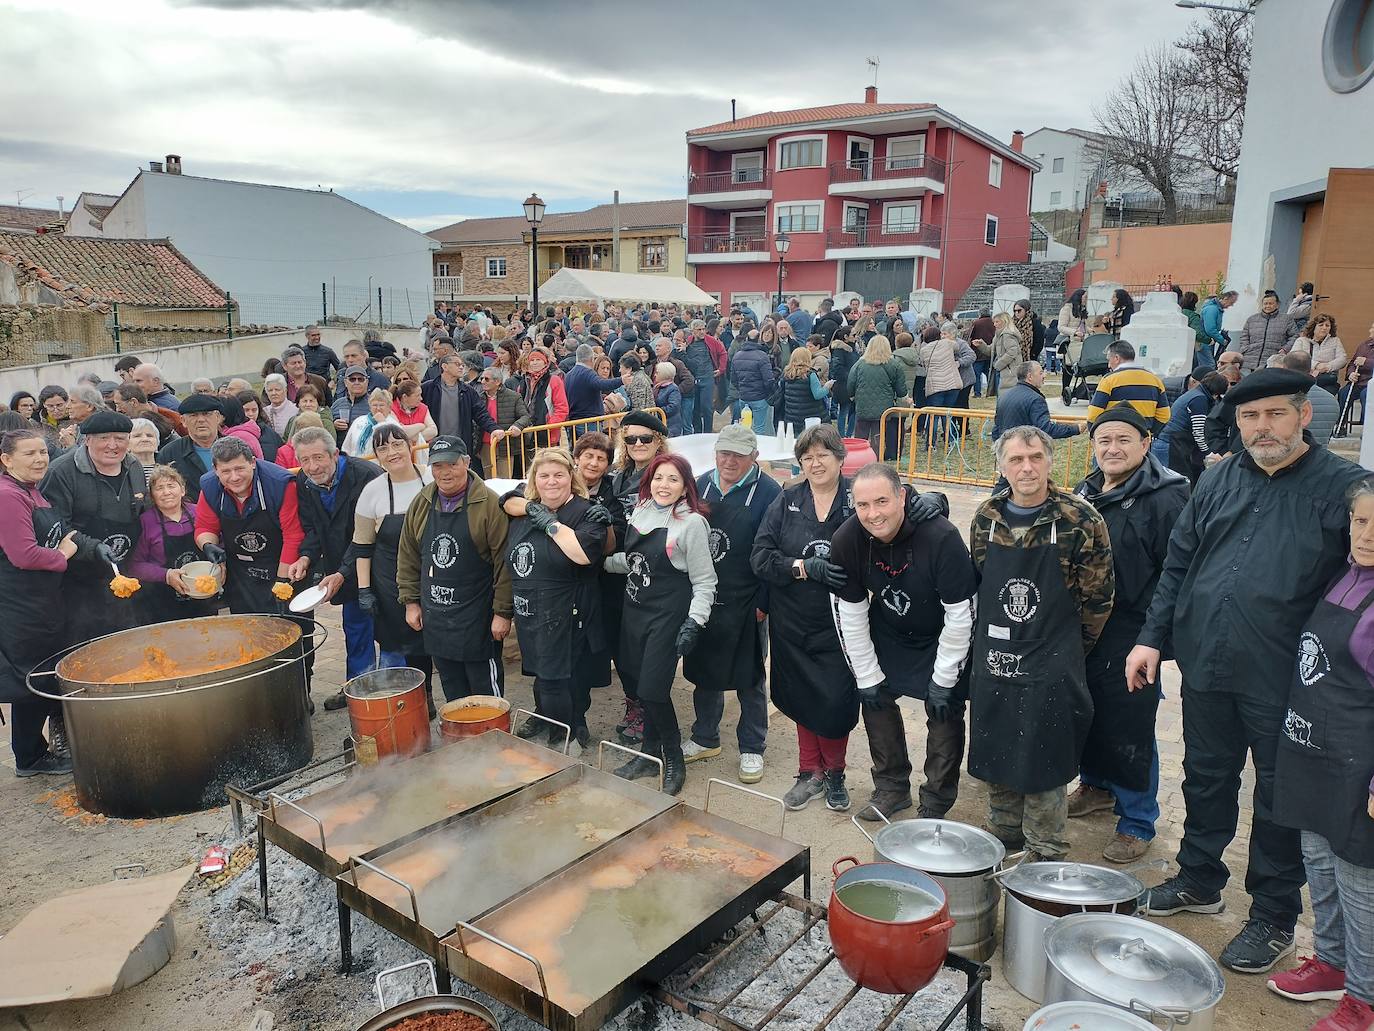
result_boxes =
[356,995,500,1031]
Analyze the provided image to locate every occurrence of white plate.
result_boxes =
[288,583,330,613]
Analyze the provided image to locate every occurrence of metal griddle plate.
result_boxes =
[337,764,678,961]
[441,805,809,1031]
[263,731,575,875]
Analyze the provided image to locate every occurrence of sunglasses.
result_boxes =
[623,434,658,445]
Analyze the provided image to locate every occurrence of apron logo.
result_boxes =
[625,552,651,602]
[511,542,536,578]
[236,531,268,554]
[431,533,459,569]
[513,595,531,617]
[1298,632,1329,687]
[999,578,1040,623]
[985,649,1026,678]
[1283,707,1319,749]
[174,552,198,568]
[881,585,911,616]
[247,567,272,581]
[429,584,456,606]
[104,534,132,561]
[803,539,831,560]
[708,528,730,562]
[43,523,63,549]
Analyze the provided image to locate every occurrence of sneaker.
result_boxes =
[1102,832,1150,864]
[856,789,913,822]
[682,740,722,764]
[1146,875,1226,917]
[15,752,73,778]
[738,753,764,784]
[1267,956,1346,1002]
[1067,783,1115,818]
[1220,918,1296,974]
[823,770,851,812]
[617,700,644,745]
[322,690,348,711]
[48,717,69,760]
[783,773,825,811]
[1312,994,1374,1031]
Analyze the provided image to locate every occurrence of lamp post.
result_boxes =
[1174,0,1254,11]
[523,192,546,316]
[773,231,790,311]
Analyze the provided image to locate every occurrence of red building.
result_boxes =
[686,87,1037,313]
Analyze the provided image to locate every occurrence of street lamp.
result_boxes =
[523,192,546,316]
[1174,0,1254,11]
[773,231,790,310]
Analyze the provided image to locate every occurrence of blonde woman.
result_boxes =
[779,348,829,437]
[989,312,1023,397]
[846,334,908,458]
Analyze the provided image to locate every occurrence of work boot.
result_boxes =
[1267,956,1346,1002]
[15,752,72,778]
[1067,783,1115,818]
[515,716,546,740]
[323,690,347,711]
[575,724,591,749]
[783,773,825,811]
[1220,918,1295,974]
[661,743,686,796]
[47,716,69,760]
[823,770,851,812]
[857,789,913,822]
[614,746,660,782]
[1146,874,1225,917]
[1102,832,1150,864]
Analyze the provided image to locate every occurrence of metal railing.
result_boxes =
[828,154,948,186]
[686,232,770,255]
[688,168,772,194]
[877,406,1093,488]
[486,407,666,481]
[825,223,942,249]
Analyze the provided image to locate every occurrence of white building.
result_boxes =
[1025,127,1157,212]
[67,157,437,325]
[63,192,120,236]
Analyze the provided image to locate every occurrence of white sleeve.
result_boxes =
[831,594,885,690]
[931,596,976,688]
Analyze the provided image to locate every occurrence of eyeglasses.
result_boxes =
[623,434,657,445]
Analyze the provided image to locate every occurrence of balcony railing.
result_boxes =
[434,275,464,295]
[829,154,948,186]
[688,168,772,194]
[687,232,770,255]
[826,223,942,250]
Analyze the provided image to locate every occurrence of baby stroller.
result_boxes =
[1062,332,1113,406]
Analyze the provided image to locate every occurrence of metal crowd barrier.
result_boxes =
[486,407,666,479]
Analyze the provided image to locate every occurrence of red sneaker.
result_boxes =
[1311,994,1374,1031]
[1269,957,1346,1002]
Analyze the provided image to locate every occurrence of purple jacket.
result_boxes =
[1320,557,1374,795]
[0,474,67,573]
[127,503,198,583]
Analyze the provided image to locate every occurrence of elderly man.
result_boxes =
[423,335,455,384]
[1204,350,1248,457]
[477,366,531,478]
[564,343,626,424]
[683,319,727,434]
[993,361,1085,440]
[1071,408,1189,863]
[786,296,814,341]
[396,435,511,700]
[292,426,382,704]
[679,425,783,785]
[302,326,341,382]
[1127,368,1366,973]
[281,346,330,405]
[190,378,216,395]
[969,426,1115,861]
[421,353,504,469]
[39,409,149,642]
[331,368,372,439]
[65,386,103,427]
[334,339,388,396]
[156,393,223,502]
[829,465,975,820]
[1238,290,1301,373]
[132,363,180,413]
[1086,341,1171,432]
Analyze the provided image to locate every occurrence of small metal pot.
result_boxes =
[356,960,500,1031]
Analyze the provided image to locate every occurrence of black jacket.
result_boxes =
[1137,435,1365,701]
[1204,397,1242,456]
[157,434,215,502]
[295,456,382,604]
[38,445,147,581]
[420,375,500,462]
[303,343,342,382]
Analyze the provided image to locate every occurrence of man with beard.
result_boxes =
[1127,368,1366,974]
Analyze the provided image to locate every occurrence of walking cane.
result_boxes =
[1334,368,1361,439]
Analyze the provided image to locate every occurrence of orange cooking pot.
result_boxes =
[439,695,511,740]
[344,667,430,762]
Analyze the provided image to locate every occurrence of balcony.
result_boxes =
[433,275,464,296]
[827,155,947,199]
[825,223,942,260]
[686,232,770,264]
[687,168,773,209]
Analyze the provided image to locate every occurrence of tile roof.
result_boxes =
[688,102,935,137]
[0,204,63,233]
[429,198,686,245]
[0,231,228,309]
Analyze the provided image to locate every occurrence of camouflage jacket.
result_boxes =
[969,484,1115,653]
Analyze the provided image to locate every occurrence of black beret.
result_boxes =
[179,393,223,415]
[620,411,668,436]
[1090,405,1152,437]
[1226,368,1315,407]
[81,410,133,435]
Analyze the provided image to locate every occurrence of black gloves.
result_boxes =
[356,586,376,616]
[676,618,703,657]
[201,541,227,565]
[925,680,954,723]
[525,502,559,535]
[583,504,614,527]
[906,490,948,524]
[803,558,847,590]
[857,681,887,709]
[95,542,118,567]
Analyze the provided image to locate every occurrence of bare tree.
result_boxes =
[1092,45,1205,223]
[1176,8,1252,193]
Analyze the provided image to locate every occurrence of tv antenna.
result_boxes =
[14,188,35,206]
[866,56,879,86]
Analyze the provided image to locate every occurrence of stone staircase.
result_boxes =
[957,261,1071,316]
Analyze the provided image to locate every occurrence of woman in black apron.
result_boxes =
[353,424,435,714]
[1271,479,1374,1019]
[750,424,859,811]
[0,429,78,776]
[127,466,219,624]
[605,453,716,795]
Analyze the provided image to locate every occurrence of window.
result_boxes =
[1049,191,1062,205]
[778,137,824,170]
[486,257,507,278]
[775,203,821,233]
[639,239,667,270]
[435,261,450,277]
[886,136,926,171]
[988,155,1003,188]
[731,211,766,240]
[883,203,919,232]
[1052,157,1065,174]
[732,152,764,184]
[984,215,999,246]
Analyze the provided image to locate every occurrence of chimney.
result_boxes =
[731,98,736,122]
[1010,130,1024,153]
[166,154,182,175]
[864,85,878,104]
[150,160,164,173]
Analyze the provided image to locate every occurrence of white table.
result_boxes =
[671,432,795,477]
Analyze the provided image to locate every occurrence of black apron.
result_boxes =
[419,489,494,662]
[1080,617,1158,791]
[0,489,66,702]
[66,470,144,642]
[683,478,764,693]
[968,519,1093,794]
[1274,587,1374,867]
[861,536,958,702]
[508,497,602,680]
[617,523,692,703]
[372,473,424,654]
[139,508,218,625]
[586,477,621,688]
[220,476,284,615]
[767,483,860,739]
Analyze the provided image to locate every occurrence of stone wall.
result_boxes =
[956,261,1072,317]
[0,304,110,365]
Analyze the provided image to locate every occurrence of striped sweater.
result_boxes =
[1086,365,1171,430]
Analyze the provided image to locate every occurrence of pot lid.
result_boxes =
[1044,913,1225,1013]
[999,861,1144,904]
[875,819,1005,874]
[1023,1000,1159,1031]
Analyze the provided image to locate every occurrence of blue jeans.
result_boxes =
[1303,829,1374,1003]
[1081,740,1161,841]
[692,382,714,434]
[836,400,856,437]
[341,600,377,680]
[1150,438,1171,468]
[680,391,694,434]
[973,360,989,396]
[925,388,961,442]
[736,398,770,431]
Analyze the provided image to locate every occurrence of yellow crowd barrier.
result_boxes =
[486,407,666,478]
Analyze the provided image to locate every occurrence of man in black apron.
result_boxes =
[396,435,511,700]
[38,410,148,644]
[830,463,977,821]
[682,425,781,784]
[1071,407,1189,863]
[969,425,1115,862]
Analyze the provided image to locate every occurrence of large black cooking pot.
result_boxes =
[28,615,323,818]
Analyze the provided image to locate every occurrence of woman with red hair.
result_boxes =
[605,452,716,795]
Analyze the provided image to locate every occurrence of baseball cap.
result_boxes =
[427,435,469,464]
[715,424,758,455]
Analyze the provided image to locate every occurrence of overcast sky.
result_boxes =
[2,0,1201,231]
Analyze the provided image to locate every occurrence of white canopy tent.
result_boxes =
[536,268,715,306]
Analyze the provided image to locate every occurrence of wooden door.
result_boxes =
[1296,200,1324,294]
[1314,169,1374,349]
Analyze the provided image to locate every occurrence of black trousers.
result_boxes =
[1177,686,1304,929]
[433,646,505,702]
[862,696,965,812]
[641,698,681,755]
[9,696,59,770]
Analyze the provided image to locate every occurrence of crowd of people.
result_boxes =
[0,285,1371,1031]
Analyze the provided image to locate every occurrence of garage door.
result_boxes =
[841,259,916,305]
